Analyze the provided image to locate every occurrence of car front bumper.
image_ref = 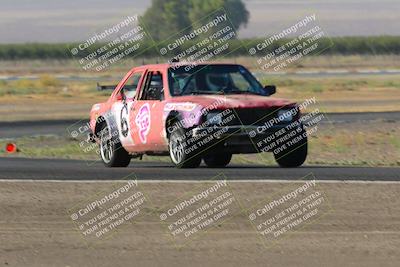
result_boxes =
[191,124,293,154]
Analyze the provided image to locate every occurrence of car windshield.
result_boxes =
[168,64,265,96]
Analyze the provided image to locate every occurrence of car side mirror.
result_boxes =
[263,85,276,96]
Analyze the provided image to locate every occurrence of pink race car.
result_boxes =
[88,63,307,168]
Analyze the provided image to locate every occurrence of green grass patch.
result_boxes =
[0,75,112,97]
[260,75,400,93]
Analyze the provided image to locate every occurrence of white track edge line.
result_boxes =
[0,179,399,184]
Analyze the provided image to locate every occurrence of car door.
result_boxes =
[111,70,144,150]
[129,69,167,152]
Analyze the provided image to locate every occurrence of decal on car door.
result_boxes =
[135,103,151,144]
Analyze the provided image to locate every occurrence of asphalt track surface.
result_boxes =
[0,157,398,181]
[1,112,398,182]
[0,111,399,139]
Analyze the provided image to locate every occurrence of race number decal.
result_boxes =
[135,103,151,144]
[111,101,134,147]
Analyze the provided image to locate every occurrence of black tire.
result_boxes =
[274,134,307,168]
[99,123,131,167]
[168,123,201,168]
[203,153,232,168]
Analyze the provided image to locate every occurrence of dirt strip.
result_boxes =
[0,181,399,267]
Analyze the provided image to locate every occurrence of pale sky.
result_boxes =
[0,0,399,43]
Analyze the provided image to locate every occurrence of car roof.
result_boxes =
[132,62,242,71]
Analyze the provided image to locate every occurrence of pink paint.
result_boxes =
[135,103,151,143]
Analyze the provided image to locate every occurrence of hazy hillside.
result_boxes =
[0,0,399,43]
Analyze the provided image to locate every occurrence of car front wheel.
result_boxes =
[168,124,201,168]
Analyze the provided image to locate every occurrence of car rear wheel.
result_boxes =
[99,123,131,167]
[168,124,201,168]
[203,153,232,168]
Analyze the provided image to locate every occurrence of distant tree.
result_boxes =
[140,0,249,41]
[188,0,249,32]
[140,0,191,41]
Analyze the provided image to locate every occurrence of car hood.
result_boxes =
[167,94,296,109]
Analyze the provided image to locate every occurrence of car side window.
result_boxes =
[230,72,249,91]
[122,72,143,99]
[140,71,164,101]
